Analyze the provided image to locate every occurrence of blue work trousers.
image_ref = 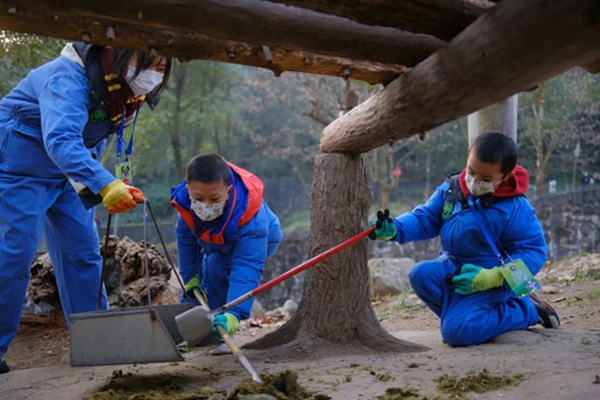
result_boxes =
[408,255,539,346]
[0,173,107,358]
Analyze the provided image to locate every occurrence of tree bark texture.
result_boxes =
[245,154,425,356]
[0,0,444,69]
[268,0,495,41]
[320,0,600,154]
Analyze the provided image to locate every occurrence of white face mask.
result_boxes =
[124,64,164,96]
[190,198,226,221]
[465,172,500,197]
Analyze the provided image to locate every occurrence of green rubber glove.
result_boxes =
[452,264,504,295]
[184,276,201,296]
[369,209,397,241]
[212,313,240,338]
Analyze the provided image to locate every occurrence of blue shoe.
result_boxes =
[530,293,560,329]
[0,359,9,374]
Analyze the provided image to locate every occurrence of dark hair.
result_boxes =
[186,154,231,185]
[112,48,171,98]
[471,131,518,175]
[113,49,155,77]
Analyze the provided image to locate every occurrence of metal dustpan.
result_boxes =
[70,201,193,366]
[70,303,192,366]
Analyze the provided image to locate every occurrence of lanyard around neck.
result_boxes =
[468,195,506,265]
[116,109,139,162]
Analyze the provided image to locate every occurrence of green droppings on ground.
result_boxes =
[91,370,328,400]
[434,369,525,397]
[91,371,188,400]
[230,370,328,399]
[371,387,421,400]
[376,373,394,382]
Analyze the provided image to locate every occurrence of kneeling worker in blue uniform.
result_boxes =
[171,154,283,349]
[370,132,560,346]
[0,42,170,373]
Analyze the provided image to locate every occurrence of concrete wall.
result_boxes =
[534,188,599,261]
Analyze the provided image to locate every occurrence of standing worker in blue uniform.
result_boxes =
[0,42,171,373]
[171,154,283,352]
[370,132,560,346]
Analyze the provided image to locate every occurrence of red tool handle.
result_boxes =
[211,226,376,315]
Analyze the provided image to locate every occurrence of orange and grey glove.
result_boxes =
[100,180,146,213]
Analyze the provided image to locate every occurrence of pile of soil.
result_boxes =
[91,370,331,400]
[27,235,173,310]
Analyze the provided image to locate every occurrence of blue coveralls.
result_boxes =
[172,171,283,321]
[394,180,547,346]
[0,56,115,358]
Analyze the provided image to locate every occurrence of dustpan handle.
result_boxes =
[145,201,193,303]
[142,200,153,309]
[97,213,113,310]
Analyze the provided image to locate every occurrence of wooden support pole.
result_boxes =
[320,0,600,154]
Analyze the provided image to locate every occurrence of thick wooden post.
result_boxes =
[246,154,425,355]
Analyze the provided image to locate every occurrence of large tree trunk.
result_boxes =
[320,0,600,154]
[245,154,425,356]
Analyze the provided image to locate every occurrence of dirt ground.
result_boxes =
[2,253,600,399]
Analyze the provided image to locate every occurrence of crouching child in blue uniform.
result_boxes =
[171,154,283,350]
[370,132,560,347]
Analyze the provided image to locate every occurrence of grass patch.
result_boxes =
[582,286,600,301]
[434,369,525,397]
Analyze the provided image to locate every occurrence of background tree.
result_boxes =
[0,32,64,96]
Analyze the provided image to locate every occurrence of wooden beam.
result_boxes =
[0,4,406,84]
[320,0,600,154]
[0,0,445,67]
[268,0,495,41]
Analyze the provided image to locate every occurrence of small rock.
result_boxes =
[541,285,560,294]
[282,299,298,314]
[251,299,266,318]
[368,258,414,297]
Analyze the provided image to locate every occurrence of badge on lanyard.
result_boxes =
[115,160,132,184]
[115,110,138,185]
[499,259,541,297]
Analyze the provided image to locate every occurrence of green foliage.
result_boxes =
[519,68,600,193]
[0,31,65,96]
[3,32,600,224]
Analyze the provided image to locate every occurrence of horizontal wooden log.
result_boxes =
[0,5,406,84]
[320,0,600,154]
[581,58,600,74]
[268,0,495,41]
[0,0,445,67]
